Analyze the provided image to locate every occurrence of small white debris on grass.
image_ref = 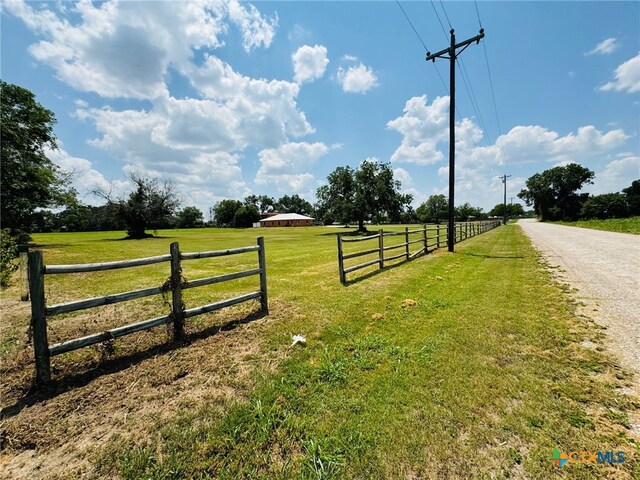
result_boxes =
[291,335,307,346]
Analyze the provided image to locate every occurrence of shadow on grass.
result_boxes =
[457,252,524,259]
[318,229,368,237]
[101,235,178,242]
[342,253,432,286]
[0,308,267,420]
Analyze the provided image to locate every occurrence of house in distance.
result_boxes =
[258,213,314,227]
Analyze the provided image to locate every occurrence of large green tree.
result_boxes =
[244,195,275,214]
[175,206,204,228]
[316,161,410,231]
[1,80,75,239]
[488,203,525,218]
[316,166,355,227]
[518,164,594,221]
[275,194,314,216]
[622,179,640,216]
[416,194,448,223]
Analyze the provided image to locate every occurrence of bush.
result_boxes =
[580,193,630,220]
[0,230,19,287]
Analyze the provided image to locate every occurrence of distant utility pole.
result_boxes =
[426,28,484,252]
[499,174,512,225]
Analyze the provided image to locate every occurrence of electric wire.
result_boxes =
[439,0,453,30]
[474,2,503,136]
[474,0,483,29]
[457,58,491,144]
[396,0,430,52]
[430,1,449,41]
[397,0,480,148]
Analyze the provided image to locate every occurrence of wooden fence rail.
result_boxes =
[28,238,268,384]
[337,220,501,283]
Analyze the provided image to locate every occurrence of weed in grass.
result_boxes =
[316,350,348,384]
[302,437,344,480]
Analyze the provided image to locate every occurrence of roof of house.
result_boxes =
[259,213,314,222]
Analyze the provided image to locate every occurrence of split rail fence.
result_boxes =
[28,238,268,384]
[337,220,501,283]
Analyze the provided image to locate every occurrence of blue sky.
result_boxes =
[2,1,639,216]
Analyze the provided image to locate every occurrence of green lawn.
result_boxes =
[551,216,640,234]
[1,225,638,479]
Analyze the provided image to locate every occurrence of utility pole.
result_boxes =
[427,28,484,252]
[499,174,511,225]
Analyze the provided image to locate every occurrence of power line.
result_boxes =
[439,1,453,30]
[430,1,449,41]
[398,0,482,150]
[396,0,429,52]
[474,2,503,137]
[473,0,483,29]
[457,58,491,144]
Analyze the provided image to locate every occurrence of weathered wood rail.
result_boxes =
[28,238,268,384]
[337,221,501,283]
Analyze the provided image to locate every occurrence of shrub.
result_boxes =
[0,230,19,287]
[580,193,630,220]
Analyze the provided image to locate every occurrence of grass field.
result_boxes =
[551,216,640,234]
[1,225,638,479]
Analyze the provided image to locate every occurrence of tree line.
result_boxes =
[518,163,639,222]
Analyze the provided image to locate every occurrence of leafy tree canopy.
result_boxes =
[244,195,275,214]
[622,179,640,216]
[1,80,76,240]
[518,164,594,221]
[316,161,411,231]
[580,193,629,220]
[488,203,525,218]
[275,194,314,216]
[416,194,448,223]
[175,206,204,229]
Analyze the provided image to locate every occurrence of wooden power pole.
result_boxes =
[499,174,512,225]
[426,28,484,252]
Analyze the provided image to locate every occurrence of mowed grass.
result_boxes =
[551,216,640,234]
[2,225,638,478]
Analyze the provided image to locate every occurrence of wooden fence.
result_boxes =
[337,220,501,283]
[28,238,268,384]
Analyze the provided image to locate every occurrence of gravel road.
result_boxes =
[518,219,640,388]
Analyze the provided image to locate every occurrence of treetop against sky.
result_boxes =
[2,0,638,214]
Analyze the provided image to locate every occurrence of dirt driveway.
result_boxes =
[518,219,640,393]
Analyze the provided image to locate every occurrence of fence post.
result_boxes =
[257,236,269,314]
[28,251,50,384]
[19,244,29,301]
[378,229,384,269]
[404,227,410,260]
[170,242,185,341]
[422,224,428,252]
[437,224,441,249]
[337,234,345,283]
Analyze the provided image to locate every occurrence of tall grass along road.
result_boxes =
[519,218,640,393]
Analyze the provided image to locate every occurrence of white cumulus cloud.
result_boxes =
[337,63,378,94]
[256,142,330,193]
[589,155,640,195]
[4,0,277,99]
[292,44,329,84]
[599,54,640,93]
